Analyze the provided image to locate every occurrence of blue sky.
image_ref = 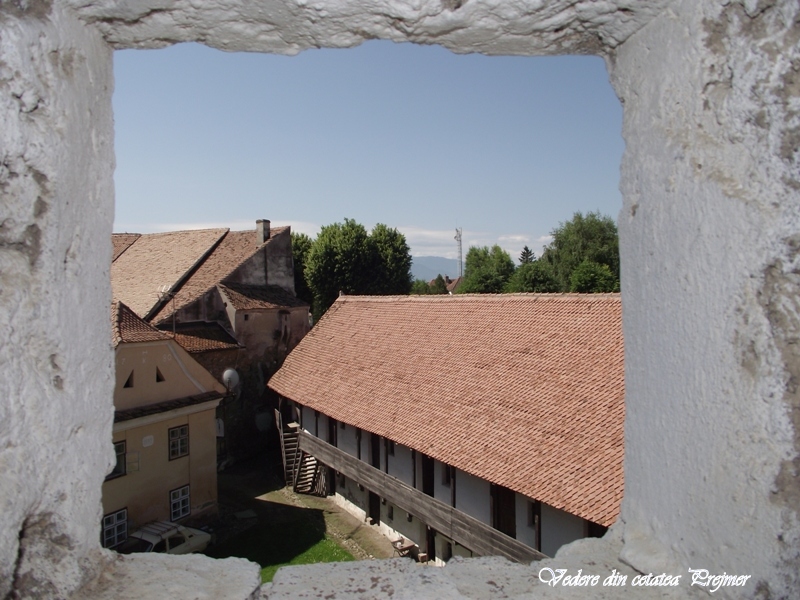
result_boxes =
[113,41,624,260]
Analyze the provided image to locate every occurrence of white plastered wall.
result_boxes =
[3,0,799,598]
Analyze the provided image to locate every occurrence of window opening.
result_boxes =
[155,367,165,382]
[123,371,134,388]
[170,485,190,520]
[106,441,126,480]
[102,508,128,548]
[169,425,189,460]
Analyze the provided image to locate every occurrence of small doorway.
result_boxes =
[368,491,381,525]
[421,454,434,497]
[490,483,517,539]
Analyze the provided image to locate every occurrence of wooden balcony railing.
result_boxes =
[298,430,546,563]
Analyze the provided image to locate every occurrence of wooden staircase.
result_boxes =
[275,409,327,496]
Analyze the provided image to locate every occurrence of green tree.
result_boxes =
[505,261,559,293]
[430,274,448,294]
[305,219,413,319]
[459,245,515,294]
[411,279,431,295]
[291,232,314,307]
[569,260,618,293]
[519,245,535,265]
[369,223,413,296]
[541,211,620,292]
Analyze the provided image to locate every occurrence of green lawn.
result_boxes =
[206,501,355,583]
[259,537,354,582]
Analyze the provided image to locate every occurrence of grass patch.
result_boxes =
[206,501,354,583]
[259,537,354,582]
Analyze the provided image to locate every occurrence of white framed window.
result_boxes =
[102,508,127,548]
[169,425,189,460]
[170,485,190,520]
[106,441,126,480]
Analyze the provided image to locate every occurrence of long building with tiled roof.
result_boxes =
[270,293,623,562]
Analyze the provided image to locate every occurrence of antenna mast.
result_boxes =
[454,228,463,279]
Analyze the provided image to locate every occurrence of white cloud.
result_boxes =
[115,219,553,263]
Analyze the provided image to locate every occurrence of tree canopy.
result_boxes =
[541,211,620,292]
[519,245,535,265]
[290,232,314,307]
[504,261,558,293]
[303,219,412,319]
[459,245,515,294]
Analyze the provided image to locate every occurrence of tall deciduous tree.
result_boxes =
[569,260,618,293]
[291,232,314,307]
[305,219,413,319]
[370,223,413,296]
[541,211,620,292]
[459,245,515,294]
[505,261,558,293]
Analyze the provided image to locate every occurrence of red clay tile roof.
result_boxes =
[150,227,290,325]
[111,228,228,318]
[217,283,309,311]
[111,300,171,347]
[168,323,242,353]
[269,294,624,527]
[112,233,141,262]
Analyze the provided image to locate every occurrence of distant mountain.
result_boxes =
[411,256,460,282]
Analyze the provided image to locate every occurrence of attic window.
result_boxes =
[123,371,134,388]
[156,367,165,383]
[244,314,249,321]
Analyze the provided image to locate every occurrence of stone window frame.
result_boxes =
[169,425,189,460]
[170,485,190,521]
[101,508,128,548]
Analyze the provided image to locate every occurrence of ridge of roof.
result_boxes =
[270,293,624,526]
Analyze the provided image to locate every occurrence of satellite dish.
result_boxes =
[222,368,240,391]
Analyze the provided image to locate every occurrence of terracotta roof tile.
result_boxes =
[111,300,171,347]
[168,323,242,353]
[269,293,624,527]
[111,233,141,262]
[150,227,290,325]
[111,228,228,318]
[218,283,309,311]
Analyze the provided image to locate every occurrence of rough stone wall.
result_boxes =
[3,0,799,598]
[0,4,116,598]
[65,0,674,55]
[611,1,800,596]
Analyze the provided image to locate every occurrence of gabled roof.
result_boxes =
[269,294,624,527]
[168,323,242,353]
[111,228,228,318]
[149,226,290,325]
[111,300,171,347]
[217,283,309,311]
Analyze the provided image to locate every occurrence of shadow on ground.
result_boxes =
[204,454,357,581]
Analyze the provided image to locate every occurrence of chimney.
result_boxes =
[256,219,270,243]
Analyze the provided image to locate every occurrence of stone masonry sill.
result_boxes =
[78,552,261,599]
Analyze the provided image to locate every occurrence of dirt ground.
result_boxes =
[205,454,395,562]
